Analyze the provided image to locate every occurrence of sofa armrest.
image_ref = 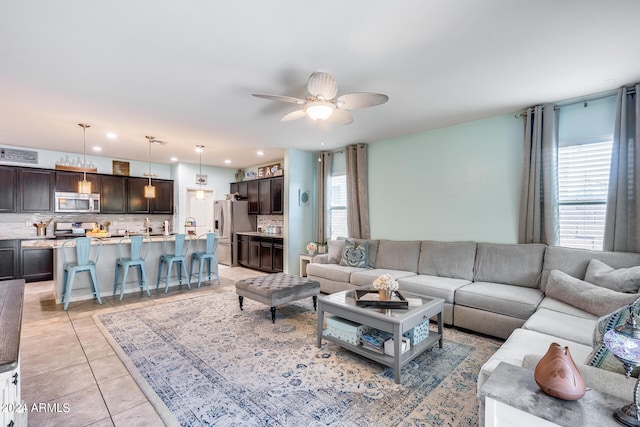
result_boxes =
[312,254,329,264]
[523,353,633,401]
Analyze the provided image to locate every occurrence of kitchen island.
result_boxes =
[21,234,213,305]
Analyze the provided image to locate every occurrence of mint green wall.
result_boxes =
[368,114,523,243]
[284,148,316,275]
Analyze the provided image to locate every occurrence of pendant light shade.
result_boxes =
[78,123,92,194]
[196,145,205,200]
[144,136,156,199]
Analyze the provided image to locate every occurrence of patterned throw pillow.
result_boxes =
[339,240,369,268]
[585,296,640,377]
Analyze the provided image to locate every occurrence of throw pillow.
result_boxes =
[584,259,640,293]
[585,296,640,377]
[327,240,346,264]
[339,239,369,268]
[545,270,640,317]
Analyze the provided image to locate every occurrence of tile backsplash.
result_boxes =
[257,215,283,231]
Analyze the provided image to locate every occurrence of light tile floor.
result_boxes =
[19,266,265,427]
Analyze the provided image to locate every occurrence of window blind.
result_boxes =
[558,141,612,250]
[329,174,348,240]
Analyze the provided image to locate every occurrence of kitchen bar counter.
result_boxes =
[236,231,284,239]
[26,234,213,305]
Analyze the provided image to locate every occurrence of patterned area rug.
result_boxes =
[95,289,502,426]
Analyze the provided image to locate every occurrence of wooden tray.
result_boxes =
[355,290,409,309]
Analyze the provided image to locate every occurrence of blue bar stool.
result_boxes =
[188,233,220,288]
[61,237,103,311]
[156,234,190,293]
[113,235,151,300]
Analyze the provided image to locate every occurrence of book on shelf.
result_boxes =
[360,329,393,353]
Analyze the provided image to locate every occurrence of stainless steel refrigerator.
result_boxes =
[214,200,255,266]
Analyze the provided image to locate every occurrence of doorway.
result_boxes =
[185,189,215,234]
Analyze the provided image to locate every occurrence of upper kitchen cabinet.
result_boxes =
[55,171,100,193]
[0,166,17,213]
[150,179,174,214]
[247,180,259,214]
[100,175,126,213]
[127,177,150,214]
[270,176,284,214]
[19,168,54,212]
[231,175,283,215]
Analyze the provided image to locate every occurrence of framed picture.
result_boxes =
[196,174,207,185]
[112,160,130,176]
[299,189,310,207]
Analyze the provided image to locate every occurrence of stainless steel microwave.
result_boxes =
[54,192,101,213]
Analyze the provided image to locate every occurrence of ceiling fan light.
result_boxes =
[306,101,335,121]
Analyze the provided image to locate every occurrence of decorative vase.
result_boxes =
[379,289,392,301]
[534,342,586,400]
[308,250,315,255]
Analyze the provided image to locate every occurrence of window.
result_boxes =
[557,140,612,250]
[329,173,348,240]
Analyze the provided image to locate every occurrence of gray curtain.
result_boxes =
[316,152,332,243]
[604,84,640,253]
[345,143,370,239]
[518,104,560,245]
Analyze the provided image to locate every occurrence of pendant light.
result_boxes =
[144,136,156,199]
[77,123,92,194]
[196,145,205,200]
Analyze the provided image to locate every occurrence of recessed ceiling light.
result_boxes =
[106,132,117,140]
[257,150,264,156]
[92,146,102,152]
[170,157,178,162]
[224,159,231,164]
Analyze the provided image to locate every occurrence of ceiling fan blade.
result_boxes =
[336,92,389,109]
[307,71,337,100]
[281,110,307,122]
[327,109,353,125]
[252,94,306,105]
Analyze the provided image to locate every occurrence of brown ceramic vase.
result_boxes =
[534,342,586,401]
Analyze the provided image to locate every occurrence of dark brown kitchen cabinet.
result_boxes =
[0,166,17,213]
[238,235,283,273]
[247,180,259,214]
[19,169,54,212]
[100,175,126,213]
[260,241,273,271]
[259,179,271,214]
[270,176,284,214]
[150,179,174,214]
[21,246,53,282]
[238,234,249,266]
[55,171,100,193]
[0,240,18,280]
[127,177,150,214]
[273,241,284,272]
[248,240,261,268]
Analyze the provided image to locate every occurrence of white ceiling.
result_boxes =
[1,1,639,169]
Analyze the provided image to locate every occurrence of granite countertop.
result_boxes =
[236,231,284,239]
[20,234,182,249]
[0,235,57,241]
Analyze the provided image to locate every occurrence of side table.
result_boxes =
[480,362,621,427]
[299,253,314,277]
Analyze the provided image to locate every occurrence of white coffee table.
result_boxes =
[317,290,444,384]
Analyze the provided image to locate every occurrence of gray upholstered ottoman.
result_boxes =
[235,273,321,323]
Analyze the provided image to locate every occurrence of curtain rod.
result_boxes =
[514,85,637,118]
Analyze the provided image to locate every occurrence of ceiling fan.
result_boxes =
[252,71,388,125]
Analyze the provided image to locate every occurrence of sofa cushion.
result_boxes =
[398,275,471,304]
[537,296,597,320]
[350,269,417,287]
[541,246,640,292]
[523,308,596,347]
[584,259,640,293]
[339,239,370,268]
[455,282,544,319]
[327,240,346,264]
[371,240,420,273]
[418,241,476,281]
[306,263,367,283]
[585,297,640,377]
[474,243,546,288]
[546,270,640,317]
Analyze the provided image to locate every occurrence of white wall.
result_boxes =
[368,114,523,243]
[284,149,316,275]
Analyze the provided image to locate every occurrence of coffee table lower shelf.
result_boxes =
[321,331,442,368]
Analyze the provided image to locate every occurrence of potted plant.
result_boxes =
[315,240,327,254]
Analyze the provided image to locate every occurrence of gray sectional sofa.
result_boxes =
[307,239,640,404]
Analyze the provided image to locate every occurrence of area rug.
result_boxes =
[95,288,502,426]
